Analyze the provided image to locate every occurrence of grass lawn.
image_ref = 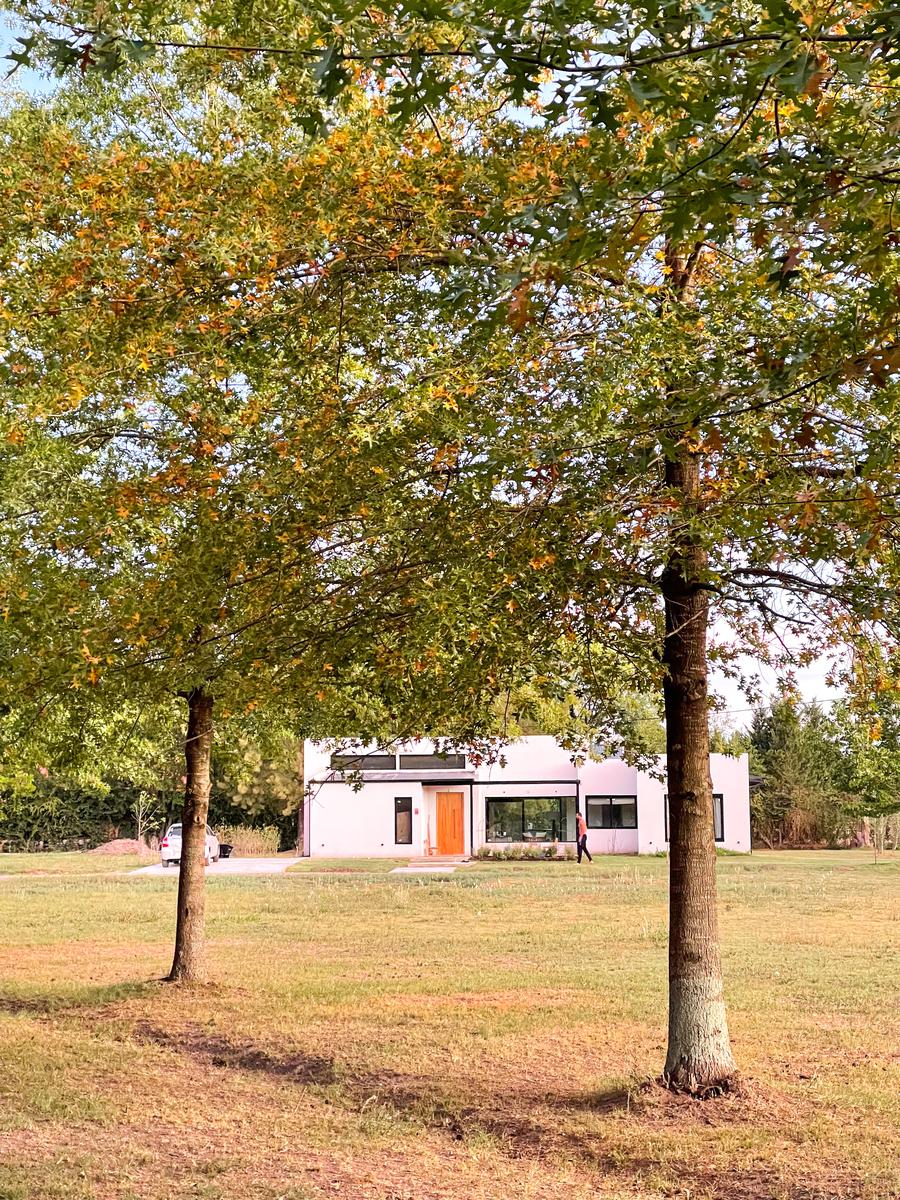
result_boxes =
[0,850,897,1200]
[0,852,147,876]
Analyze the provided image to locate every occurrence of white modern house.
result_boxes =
[302,737,751,858]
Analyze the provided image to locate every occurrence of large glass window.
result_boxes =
[486,799,523,841]
[664,794,724,842]
[394,797,412,844]
[399,753,466,771]
[485,797,573,842]
[331,753,396,770]
[586,796,637,829]
[522,798,565,840]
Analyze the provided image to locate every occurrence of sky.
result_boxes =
[0,16,54,97]
[711,655,841,731]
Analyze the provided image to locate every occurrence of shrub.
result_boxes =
[475,843,571,861]
[216,824,280,856]
[0,781,139,852]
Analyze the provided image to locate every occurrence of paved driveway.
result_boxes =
[132,857,301,877]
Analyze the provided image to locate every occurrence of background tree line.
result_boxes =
[714,696,900,852]
[0,729,306,852]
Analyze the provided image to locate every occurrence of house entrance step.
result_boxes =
[390,855,470,874]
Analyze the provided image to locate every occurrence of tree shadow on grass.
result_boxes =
[125,1025,878,1200]
[131,1024,632,1161]
[566,1084,638,1114]
[0,981,158,1017]
[133,1023,337,1084]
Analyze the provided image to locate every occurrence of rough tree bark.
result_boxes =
[658,241,736,1092]
[167,687,214,984]
[661,446,737,1092]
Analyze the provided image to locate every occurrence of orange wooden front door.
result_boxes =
[436,791,465,855]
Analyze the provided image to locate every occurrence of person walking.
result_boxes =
[576,810,592,863]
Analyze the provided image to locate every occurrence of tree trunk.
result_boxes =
[167,687,214,984]
[661,448,737,1093]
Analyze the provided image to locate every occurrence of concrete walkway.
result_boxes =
[132,857,301,877]
[390,856,470,875]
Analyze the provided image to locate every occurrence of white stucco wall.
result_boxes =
[636,770,667,856]
[637,753,752,854]
[479,735,579,783]
[306,780,426,858]
[577,758,640,854]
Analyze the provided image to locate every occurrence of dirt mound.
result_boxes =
[91,838,155,857]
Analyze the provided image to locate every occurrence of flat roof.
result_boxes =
[313,772,581,786]
[316,770,477,783]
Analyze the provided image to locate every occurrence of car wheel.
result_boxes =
[162,860,171,868]
[212,854,219,863]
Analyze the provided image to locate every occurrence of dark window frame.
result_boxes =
[330,753,396,771]
[485,796,574,843]
[664,793,724,843]
[585,795,638,830]
[398,753,466,771]
[394,796,413,845]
